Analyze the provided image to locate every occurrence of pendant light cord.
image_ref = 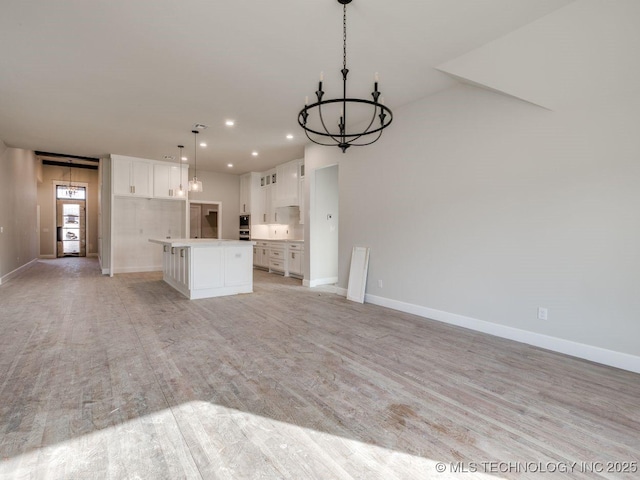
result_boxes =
[192,130,198,178]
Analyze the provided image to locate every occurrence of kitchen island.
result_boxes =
[149,238,255,299]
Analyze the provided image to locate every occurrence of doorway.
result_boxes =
[56,186,86,257]
[189,201,221,239]
[308,164,339,286]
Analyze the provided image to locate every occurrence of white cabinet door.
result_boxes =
[258,242,269,268]
[240,173,251,214]
[275,160,300,207]
[154,164,186,198]
[154,163,173,198]
[253,243,269,267]
[131,160,152,197]
[263,184,274,224]
[112,156,153,197]
[239,172,262,215]
[112,157,134,196]
[288,247,302,275]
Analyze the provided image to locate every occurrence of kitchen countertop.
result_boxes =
[149,238,255,247]
[252,238,304,243]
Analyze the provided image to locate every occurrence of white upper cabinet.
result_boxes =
[112,155,153,197]
[240,172,263,215]
[243,161,305,224]
[263,178,274,224]
[154,163,188,199]
[240,173,251,214]
[274,159,301,207]
[113,155,187,200]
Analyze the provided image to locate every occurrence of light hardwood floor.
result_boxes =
[0,258,638,479]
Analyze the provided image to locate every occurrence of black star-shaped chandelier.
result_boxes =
[298,0,393,153]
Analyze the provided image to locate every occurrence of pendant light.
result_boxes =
[175,144,186,197]
[188,130,203,193]
[66,160,78,197]
[298,0,393,153]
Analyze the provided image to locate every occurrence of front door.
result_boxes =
[56,186,86,257]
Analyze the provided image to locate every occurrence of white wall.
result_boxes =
[0,140,39,283]
[306,82,640,370]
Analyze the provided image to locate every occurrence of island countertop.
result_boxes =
[149,238,255,247]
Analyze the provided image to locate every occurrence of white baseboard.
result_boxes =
[306,276,338,288]
[112,266,163,274]
[39,254,98,259]
[342,291,640,374]
[0,258,38,285]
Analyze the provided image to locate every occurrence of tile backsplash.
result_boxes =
[252,224,303,240]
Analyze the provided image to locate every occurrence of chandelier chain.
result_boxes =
[343,3,347,70]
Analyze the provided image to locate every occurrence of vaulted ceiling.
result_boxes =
[0,0,595,173]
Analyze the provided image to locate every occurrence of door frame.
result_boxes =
[187,200,222,239]
[51,180,89,258]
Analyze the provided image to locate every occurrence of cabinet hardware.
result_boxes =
[164,245,168,252]
[180,249,185,258]
[171,247,175,255]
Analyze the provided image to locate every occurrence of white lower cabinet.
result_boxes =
[253,240,304,278]
[269,244,285,273]
[253,241,270,269]
[287,242,303,277]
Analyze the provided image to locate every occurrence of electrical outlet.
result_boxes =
[537,307,548,321]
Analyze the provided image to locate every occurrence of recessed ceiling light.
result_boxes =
[181,156,188,161]
[227,163,233,168]
[163,155,175,160]
[192,123,208,130]
[286,134,294,140]
[225,120,235,126]
[200,142,207,147]
[251,151,258,156]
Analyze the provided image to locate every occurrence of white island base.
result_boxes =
[149,239,255,299]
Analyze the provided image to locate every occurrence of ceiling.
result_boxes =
[0,0,572,174]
